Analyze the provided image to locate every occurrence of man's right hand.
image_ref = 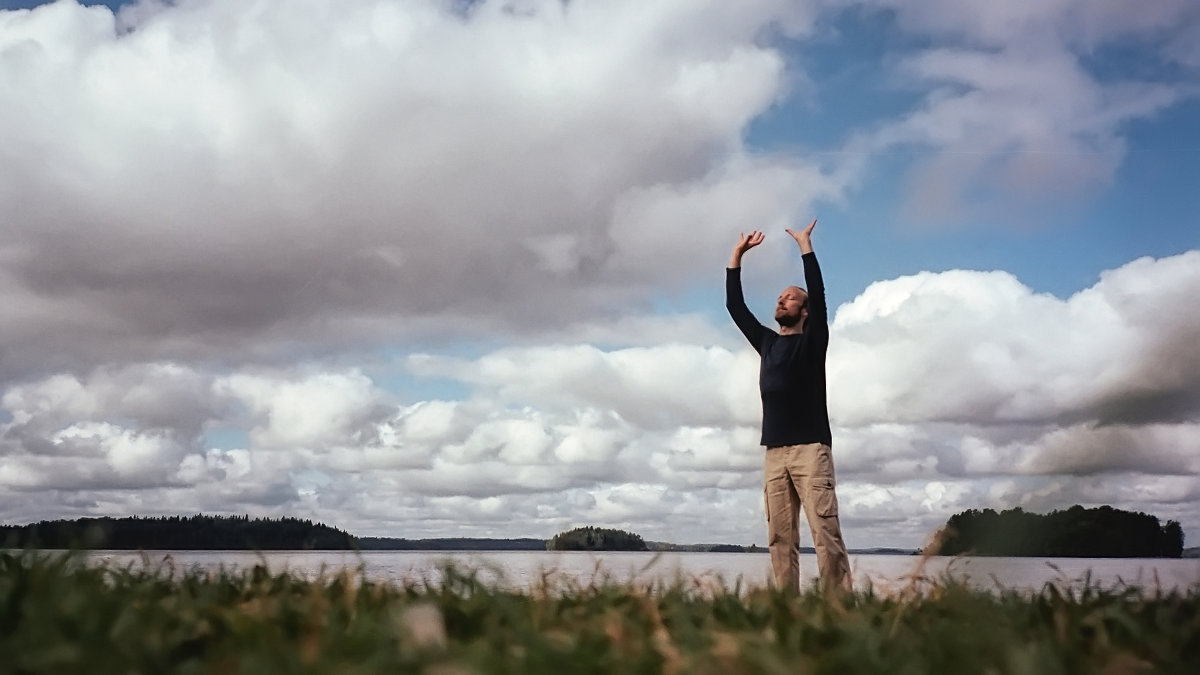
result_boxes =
[729,230,764,268]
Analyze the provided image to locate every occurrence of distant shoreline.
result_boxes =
[11,515,1188,557]
[4,516,924,553]
[7,540,916,552]
[14,543,1197,558]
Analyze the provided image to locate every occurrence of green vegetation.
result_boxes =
[547,526,648,551]
[0,515,355,550]
[932,505,1185,558]
[2,550,1198,674]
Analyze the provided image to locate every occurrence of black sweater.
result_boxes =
[726,252,832,447]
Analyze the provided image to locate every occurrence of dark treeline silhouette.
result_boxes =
[647,542,758,553]
[931,505,1184,558]
[547,526,648,551]
[1,515,355,550]
[1,516,758,551]
[357,537,547,551]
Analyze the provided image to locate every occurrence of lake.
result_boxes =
[83,550,1200,595]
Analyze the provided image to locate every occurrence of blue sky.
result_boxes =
[1,0,1198,553]
[755,9,1199,305]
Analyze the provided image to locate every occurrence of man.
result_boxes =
[726,219,852,593]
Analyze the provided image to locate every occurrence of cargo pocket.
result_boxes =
[764,486,783,545]
[763,486,773,527]
[811,479,839,518]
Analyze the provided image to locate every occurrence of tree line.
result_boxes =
[546,526,648,551]
[357,537,547,551]
[930,505,1184,558]
[0,515,356,550]
[647,542,757,553]
[0,517,685,552]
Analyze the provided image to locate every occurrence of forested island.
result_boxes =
[546,526,648,551]
[930,505,1184,558]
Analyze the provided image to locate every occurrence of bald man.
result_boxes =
[726,219,852,593]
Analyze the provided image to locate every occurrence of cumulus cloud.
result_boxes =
[219,369,388,450]
[390,251,1200,540]
[407,342,761,429]
[0,0,833,383]
[3,253,1198,545]
[829,250,1200,427]
[6,250,1199,543]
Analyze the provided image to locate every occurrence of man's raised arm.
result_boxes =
[786,219,827,326]
[727,231,766,350]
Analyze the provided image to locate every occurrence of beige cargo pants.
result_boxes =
[764,442,852,593]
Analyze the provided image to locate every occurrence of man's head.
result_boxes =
[775,285,808,329]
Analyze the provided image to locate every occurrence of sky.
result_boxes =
[1,0,1198,550]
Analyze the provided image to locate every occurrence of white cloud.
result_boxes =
[0,0,832,384]
[835,0,1200,221]
[407,343,761,430]
[4,251,1199,546]
[879,48,1178,219]
[852,0,1200,51]
[219,370,385,450]
[829,251,1200,427]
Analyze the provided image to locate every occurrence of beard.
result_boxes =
[775,309,801,327]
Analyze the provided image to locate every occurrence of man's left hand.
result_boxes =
[785,219,817,254]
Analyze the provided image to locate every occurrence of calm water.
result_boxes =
[82,550,1200,595]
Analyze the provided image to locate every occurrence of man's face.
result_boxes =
[775,286,808,328]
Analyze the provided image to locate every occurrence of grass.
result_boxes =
[1,550,1198,674]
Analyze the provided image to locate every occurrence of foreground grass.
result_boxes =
[1,551,1198,674]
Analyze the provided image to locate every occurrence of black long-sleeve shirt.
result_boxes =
[726,252,832,447]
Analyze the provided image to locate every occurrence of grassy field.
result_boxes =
[1,550,1197,674]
